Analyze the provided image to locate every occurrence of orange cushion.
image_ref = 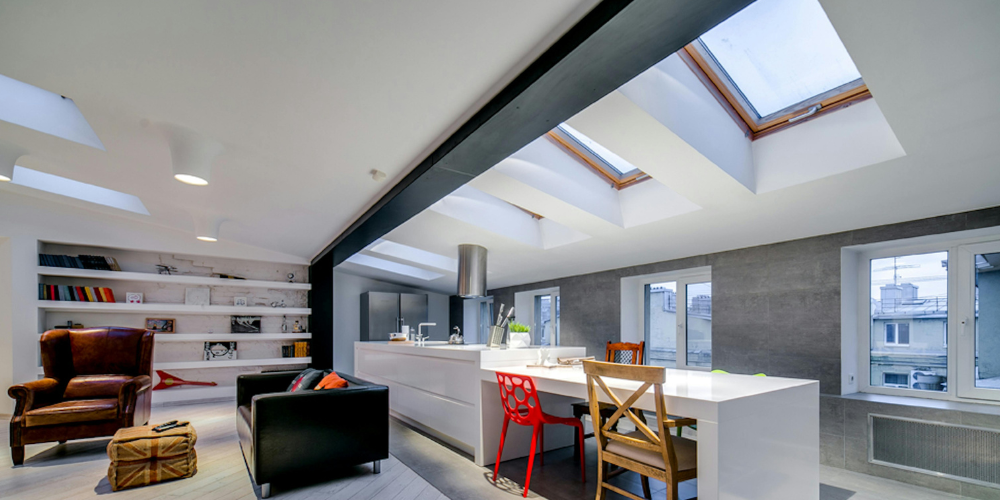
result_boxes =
[314,372,348,390]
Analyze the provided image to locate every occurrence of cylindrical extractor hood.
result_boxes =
[457,244,487,298]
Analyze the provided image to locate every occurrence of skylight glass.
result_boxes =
[0,73,105,150]
[344,254,444,281]
[557,124,639,177]
[11,166,149,215]
[368,239,458,272]
[699,0,862,118]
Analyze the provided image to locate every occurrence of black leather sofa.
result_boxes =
[236,370,389,497]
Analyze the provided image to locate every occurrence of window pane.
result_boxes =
[686,282,712,368]
[645,282,677,368]
[555,295,561,346]
[535,295,553,346]
[479,301,493,344]
[699,0,862,117]
[975,252,1000,389]
[870,252,948,392]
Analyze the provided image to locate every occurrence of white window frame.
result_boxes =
[883,323,910,346]
[624,267,712,371]
[855,233,1000,403]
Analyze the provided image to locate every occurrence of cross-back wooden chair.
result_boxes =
[572,341,648,456]
[584,360,698,500]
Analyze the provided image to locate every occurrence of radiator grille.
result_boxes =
[870,414,1000,487]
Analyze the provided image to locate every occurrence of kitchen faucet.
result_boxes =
[416,323,436,346]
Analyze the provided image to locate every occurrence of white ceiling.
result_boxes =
[0,0,599,257]
[354,0,1000,294]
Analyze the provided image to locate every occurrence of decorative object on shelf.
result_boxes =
[145,318,176,333]
[151,370,218,391]
[292,320,303,333]
[269,299,286,308]
[184,287,210,306]
[293,341,310,357]
[204,341,237,361]
[231,316,261,333]
[63,320,85,329]
[213,273,245,280]
[39,284,115,302]
[234,297,248,307]
[508,322,531,349]
[287,273,295,283]
[281,315,288,332]
[127,292,144,304]
[156,265,178,275]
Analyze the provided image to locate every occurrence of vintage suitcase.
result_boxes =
[107,423,198,491]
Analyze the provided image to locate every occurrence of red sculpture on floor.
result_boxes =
[152,370,218,391]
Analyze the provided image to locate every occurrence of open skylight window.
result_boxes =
[344,254,444,281]
[548,124,648,189]
[10,166,149,215]
[368,239,458,272]
[0,74,105,150]
[682,0,870,139]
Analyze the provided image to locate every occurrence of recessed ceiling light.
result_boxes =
[174,174,209,186]
[196,236,218,242]
[194,215,224,242]
[0,174,10,182]
[0,138,26,182]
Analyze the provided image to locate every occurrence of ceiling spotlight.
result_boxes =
[371,169,387,182]
[194,215,224,242]
[0,138,27,182]
[157,122,224,186]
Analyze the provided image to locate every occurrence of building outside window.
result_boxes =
[640,268,711,369]
[534,292,560,346]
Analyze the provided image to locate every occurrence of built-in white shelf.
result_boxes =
[154,333,312,342]
[36,301,310,316]
[152,386,236,405]
[37,267,311,291]
[154,357,310,370]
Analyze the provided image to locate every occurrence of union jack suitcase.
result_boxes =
[107,423,198,491]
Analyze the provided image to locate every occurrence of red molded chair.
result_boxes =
[492,371,585,497]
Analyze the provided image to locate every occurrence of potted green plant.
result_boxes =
[508,322,531,348]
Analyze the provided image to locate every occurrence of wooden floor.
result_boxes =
[0,402,447,500]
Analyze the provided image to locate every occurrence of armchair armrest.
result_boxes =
[118,375,152,417]
[8,378,62,418]
[237,371,298,407]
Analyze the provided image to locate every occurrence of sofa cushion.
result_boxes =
[64,375,134,400]
[314,372,349,390]
[23,398,119,427]
[286,368,324,392]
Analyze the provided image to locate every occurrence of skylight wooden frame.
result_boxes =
[545,131,650,190]
[680,42,873,140]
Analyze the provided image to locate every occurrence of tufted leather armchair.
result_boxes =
[8,328,154,465]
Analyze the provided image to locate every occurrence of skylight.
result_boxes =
[344,254,444,281]
[683,0,869,138]
[548,124,647,189]
[10,166,149,215]
[0,73,105,150]
[368,239,458,272]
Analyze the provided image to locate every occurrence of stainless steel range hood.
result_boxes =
[457,244,487,298]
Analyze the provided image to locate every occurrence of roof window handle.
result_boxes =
[788,104,822,123]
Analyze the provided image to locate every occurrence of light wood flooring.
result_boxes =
[0,401,447,500]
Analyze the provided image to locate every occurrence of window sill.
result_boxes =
[838,392,1000,416]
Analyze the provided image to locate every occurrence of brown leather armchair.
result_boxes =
[8,327,154,465]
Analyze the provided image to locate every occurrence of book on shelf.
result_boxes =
[38,254,122,271]
[292,341,310,358]
[39,284,116,303]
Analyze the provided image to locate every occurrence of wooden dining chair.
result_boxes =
[584,360,697,500]
[571,341,644,456]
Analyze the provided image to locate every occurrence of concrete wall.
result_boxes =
[490,206,1000,395]
[332,269,449,375]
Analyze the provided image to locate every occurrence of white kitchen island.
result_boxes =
[354,341,587,464]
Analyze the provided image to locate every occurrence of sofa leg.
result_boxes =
[11,446,24,466]
[260,483,271,498]
[373,460,381,474]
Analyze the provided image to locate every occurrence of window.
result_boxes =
[640,268,712,370]
[884,323,910,346]
[867,252,948,393]
[478,299,494,345]
[533,292,560,346]
[883,373,909,389]
[681,0,871,139]
[547,124,649,189]
[968,248,1000,395]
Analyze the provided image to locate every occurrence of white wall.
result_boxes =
[333,269,449,375]
[0,191,307,414]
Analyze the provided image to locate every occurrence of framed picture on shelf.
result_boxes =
[126,292,143,304]
[231,316,261,333]
[145,318,175,333]
[204,342,237,361]
[184,287,210,306]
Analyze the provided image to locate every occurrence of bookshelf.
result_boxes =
[34,242,312,406]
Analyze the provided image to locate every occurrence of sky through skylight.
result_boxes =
[699,0,862,118]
